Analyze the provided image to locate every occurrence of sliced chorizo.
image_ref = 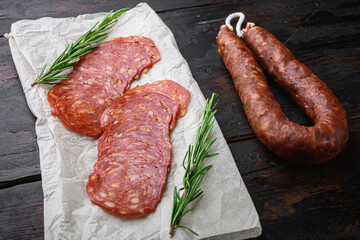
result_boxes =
[126,80,190,119]
[87,160,165,216]
[87,80,190,216]
[47,36,160,137]
[54,87,116,137]
[97,117,169,151]
[100,94,175,131]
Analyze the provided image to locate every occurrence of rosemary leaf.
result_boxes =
[178,225,199,236]
[169,93,219,236]
[31,8,129,87]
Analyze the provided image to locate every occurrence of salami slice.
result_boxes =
[49,50,134,107]
[87,80,190,217]
[87,160,165,216]
[95,145,171,176]
[54,87,116,137]
[97,117,169,151]
[98,128,171,159]
[124,91,179,128]
[100,95,174,131]
[96,39,153,79]
[126,80,190,118]
[47,75,122,113]
[47,36,160,137]
[109,36,160,65]
[100,91,179,131]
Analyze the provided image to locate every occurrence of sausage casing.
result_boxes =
[217,25,349,164]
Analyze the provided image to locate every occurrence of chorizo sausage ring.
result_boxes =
[217,14,348,164]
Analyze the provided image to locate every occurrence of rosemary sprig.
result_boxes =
[31,8,129,87]
[169,93,219,236]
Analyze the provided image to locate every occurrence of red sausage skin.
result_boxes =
[217,25,348,164]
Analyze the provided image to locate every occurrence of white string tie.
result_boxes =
[225,12,255,37]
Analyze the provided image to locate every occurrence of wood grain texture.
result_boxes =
[0,181,43,240]
[0,37,40,182]
[0,0,360,239]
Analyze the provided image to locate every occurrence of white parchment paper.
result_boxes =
[6,3,261,239]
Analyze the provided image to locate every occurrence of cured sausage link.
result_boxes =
[217,25,348,164]
[242,26,349,163]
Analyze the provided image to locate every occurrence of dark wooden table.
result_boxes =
[1,0,359,239]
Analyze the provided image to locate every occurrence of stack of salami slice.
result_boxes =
[47,36,160,137]
[86,80,190,216]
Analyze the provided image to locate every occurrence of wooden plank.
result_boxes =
[0,181,43,240]
[0,37,40,182]
[0,0,233,36]
[0,131,40,182]
[0,175,41,189]
[0,38,36,132]
[282,2,360,106]
[228,116,360,239]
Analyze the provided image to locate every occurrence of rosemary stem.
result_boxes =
[31,69,52,87]
[169,187,189,235]
[169,224,175,235]
[170,157,198,232]
[169,93,218,237]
